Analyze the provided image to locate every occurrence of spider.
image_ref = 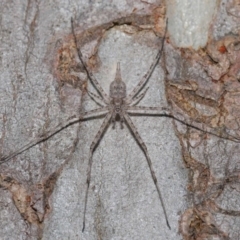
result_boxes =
[69,18,171,231]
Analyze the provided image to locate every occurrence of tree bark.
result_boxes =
[0,0,240,239]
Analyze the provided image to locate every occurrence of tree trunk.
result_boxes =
[0,0,239,239]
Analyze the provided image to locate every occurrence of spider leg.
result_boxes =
[127,106,240,143]
[126,19,168,104]
[123,113,171,229]
[87,90,105,107]
[82,112,112,232]
[71,18,109,104]
[129,87,149,106]
[127,106,171,115]
[0,107,109,164]
[81,107,109,120]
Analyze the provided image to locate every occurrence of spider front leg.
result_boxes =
[71,18,109,104]
[129,87,149,106]
[82,112,112,232]
[125,19,168,104]
[123,113,171,229]
[87,90,106,107]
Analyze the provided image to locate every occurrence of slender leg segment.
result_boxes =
[127,106,171,115]
[0,107,109,164]
[123,113,171,229]
[126,19,168,103]
[81,107,109,120]
[130,87,149,106]
[127,106,240,143]
[87,90,106,107]
[82,112,112,232]
[71,18,109,104]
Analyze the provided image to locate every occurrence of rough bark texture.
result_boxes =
[0,0,240,240]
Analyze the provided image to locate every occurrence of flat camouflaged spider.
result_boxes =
[70,18,171,232]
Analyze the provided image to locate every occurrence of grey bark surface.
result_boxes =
[0,0,240,240]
